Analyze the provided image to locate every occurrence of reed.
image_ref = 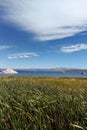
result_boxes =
[0,77,87,130]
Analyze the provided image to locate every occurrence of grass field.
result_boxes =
[0,77,87,130]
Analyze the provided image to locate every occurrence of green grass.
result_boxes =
[0,77,87,130]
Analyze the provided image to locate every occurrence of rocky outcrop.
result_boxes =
[2,69,18,74]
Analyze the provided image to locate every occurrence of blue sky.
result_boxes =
[0,0,87,69]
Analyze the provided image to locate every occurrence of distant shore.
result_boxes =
[0,69,87,78]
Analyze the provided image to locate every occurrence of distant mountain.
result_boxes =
[0,68,87,72]
[15,68,87,72]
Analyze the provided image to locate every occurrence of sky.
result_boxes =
[0,0,87,69]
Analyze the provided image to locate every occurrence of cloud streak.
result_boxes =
[1,0,87,41]
[0,45,14,50]
[8,52,39,59]
[61,44,87,53]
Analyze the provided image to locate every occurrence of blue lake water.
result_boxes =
[0,70,87,78]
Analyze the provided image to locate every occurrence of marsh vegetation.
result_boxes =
[0,77,87,130]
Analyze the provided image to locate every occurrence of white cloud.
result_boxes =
[8,52,39,59]
[61,44,87,53]
[0,45,14,50]
[1,0,87,41]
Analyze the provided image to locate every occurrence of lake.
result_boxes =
[0,70,87,78]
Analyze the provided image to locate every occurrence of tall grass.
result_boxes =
[0,77,87,130]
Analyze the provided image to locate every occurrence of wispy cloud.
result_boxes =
[0,45,14,50]
[61,44,87,53]
[8,52,39,59]
[1,0,87,41]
